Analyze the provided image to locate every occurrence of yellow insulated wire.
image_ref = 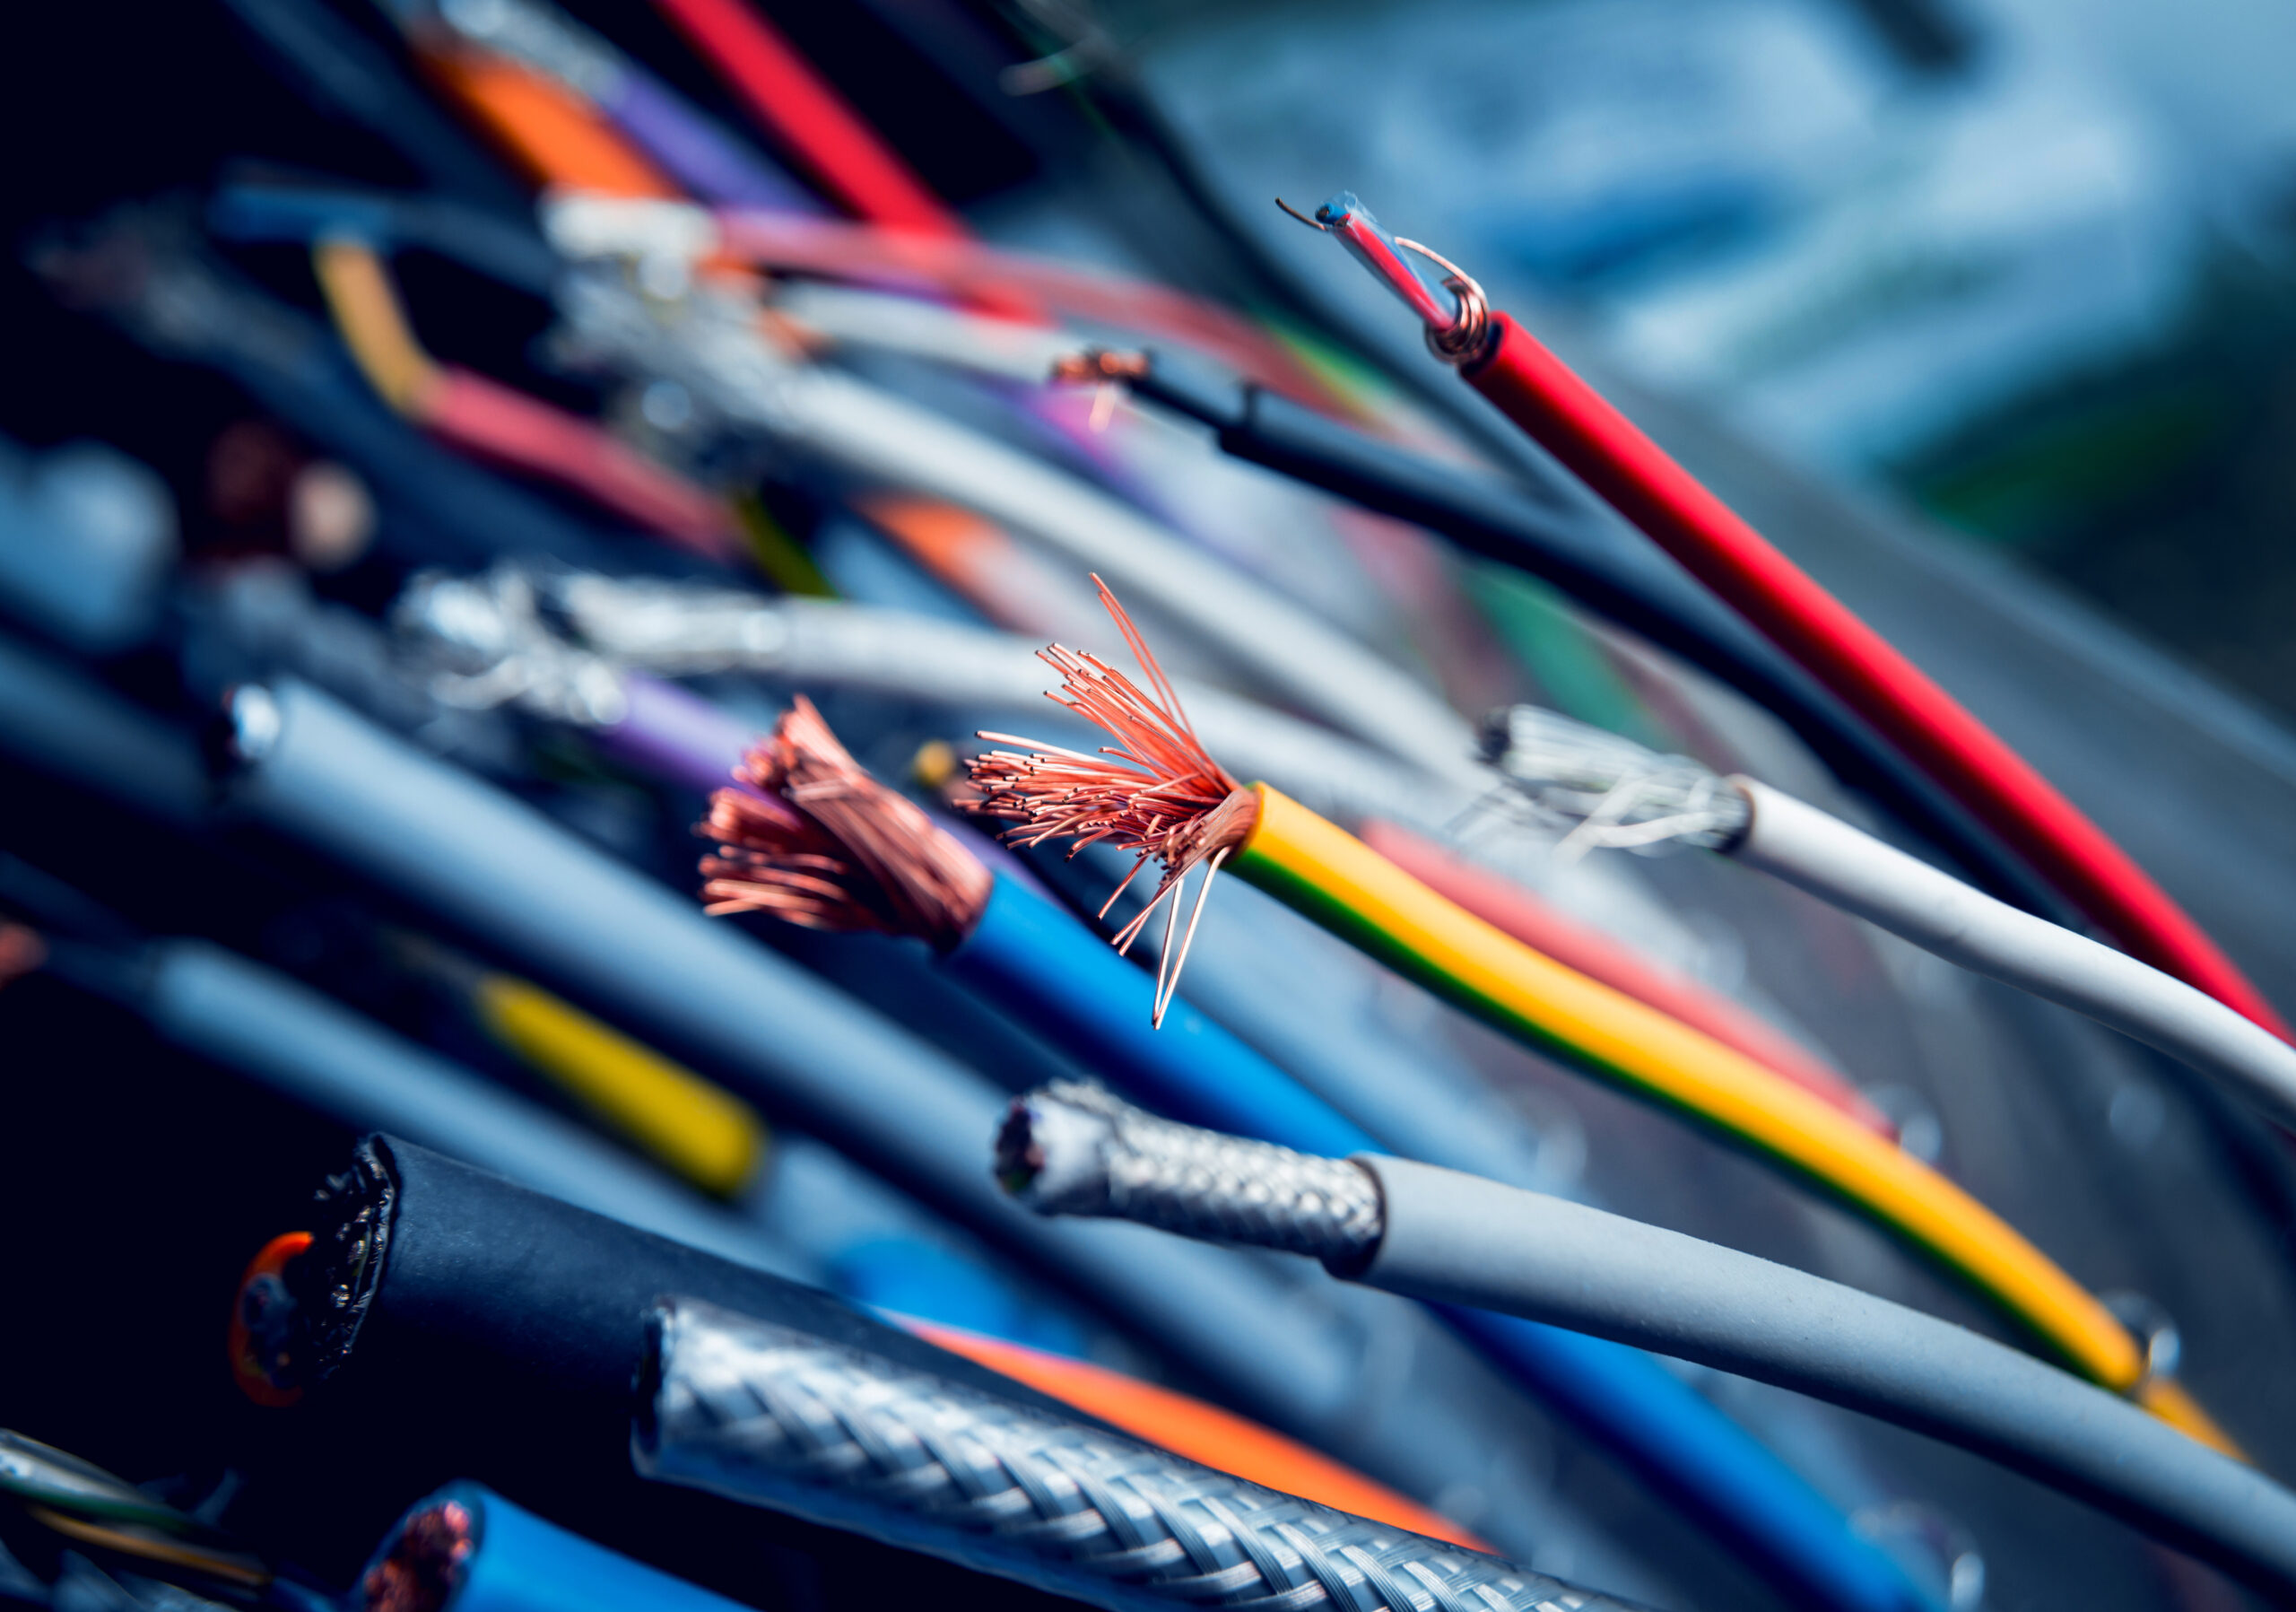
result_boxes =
[309,238,439,414]
[473,972,765,1198]
[1233,783,2240,1456]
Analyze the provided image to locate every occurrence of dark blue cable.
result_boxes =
[948,872,1935,1612]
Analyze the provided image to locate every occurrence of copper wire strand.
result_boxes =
[964,580,1255,1017]
[698,695,991,947]
[1274,198,1490,364]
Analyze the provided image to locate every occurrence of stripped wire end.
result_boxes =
[699,694,990,948]
[1277,192,1491,366]
[1479,705,1750,859]
[965,578,1254,1027]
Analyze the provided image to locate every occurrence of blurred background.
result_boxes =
[2,3,2294,1611]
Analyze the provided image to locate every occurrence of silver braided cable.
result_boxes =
[997,1082,1383,1265]
[639,1297,1631,1612]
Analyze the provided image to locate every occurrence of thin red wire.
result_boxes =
[650,0,963,238]
[1463,311,2289,1037]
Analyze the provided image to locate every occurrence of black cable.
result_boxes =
[228,1135,1093,1612]
[1127,356,2063,916]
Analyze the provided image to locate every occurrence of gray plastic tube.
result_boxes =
[1731,778,2296,1134]
[1354,1155,2296,1601]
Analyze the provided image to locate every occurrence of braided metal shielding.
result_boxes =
[998,1082,1384,1264]
[639,1298,1628,1612]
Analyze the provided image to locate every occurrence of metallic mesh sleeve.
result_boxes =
[636,1297,1631,1612]
[997,1081,1384,1264]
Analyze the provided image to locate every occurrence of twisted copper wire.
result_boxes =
[700,694,990,948]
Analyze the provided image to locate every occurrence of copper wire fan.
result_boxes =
[965,578,1257,1021]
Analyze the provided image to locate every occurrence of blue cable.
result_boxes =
[948,871,1935,1612]
[360,1484,749,1612]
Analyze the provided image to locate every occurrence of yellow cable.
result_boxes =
[309,239,439,414]
[1235,783,2240,1454]
[474,972,765,1197]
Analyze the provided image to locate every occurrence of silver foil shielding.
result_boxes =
[635,1297,1628,1612]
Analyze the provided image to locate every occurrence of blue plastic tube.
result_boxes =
[358,1484,748,1612]
[948,871,1935,1612]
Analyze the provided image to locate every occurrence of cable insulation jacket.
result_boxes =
[1352,1156,2296,1600]
[1729,780,2296,1137]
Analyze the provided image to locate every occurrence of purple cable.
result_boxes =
[603,66,816,213]
[597,672,759,797]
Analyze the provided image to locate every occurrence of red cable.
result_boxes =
[1463,311,2289,1037]
[424,368,743,562]
[650,0,962,238]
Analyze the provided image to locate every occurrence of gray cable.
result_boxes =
[1000,1083,2296,1601]
[552,273,1485,788]
[544,571,1466,833]
[637,1295,1632,1612]
[1731,779,2296,1136]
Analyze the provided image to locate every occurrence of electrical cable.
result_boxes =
[351,1483,755,1612]
[1484,709,2296,1140]
[638,1294,1644,1612]
[550,277,1487,784]
[35,931,789,1279]
[420,45,680,196]
[649,0,962,235]
[466,966,767,1198]
[309,239,743,561]
[1293,190,2286,1038]
[1359,819,1890,1134]
[891,1319,1480,1546]
[693,700,1944,1612]
[29,212,630,572]
[963,581,2236,1451]
[239,1137,1486,1593]
[998,1084,2296,1602]
[1731,780,2296,1137]
[544,196,1343,412]
[1094,350,2062,917]
[417,0,814,211]
[524,568,1463,832]
[207,675,1596,1532]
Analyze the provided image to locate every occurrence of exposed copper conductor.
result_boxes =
[700,694,992,950]
[361,1498,474,1612]
[966,577,1257,1024]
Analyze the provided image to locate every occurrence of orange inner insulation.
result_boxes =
[900,1316,1489,1551]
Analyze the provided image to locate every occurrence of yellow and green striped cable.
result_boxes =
[1231,782,2234,1453]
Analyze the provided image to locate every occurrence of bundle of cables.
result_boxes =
[5,3,2294,1612]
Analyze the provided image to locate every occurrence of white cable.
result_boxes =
[769,281,1082,383]
[554,274,1485,789]
[1731,778,2296,1135]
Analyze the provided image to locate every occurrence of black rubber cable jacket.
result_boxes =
[1130,362,2058,918]
[1349,1155,2296,1603]
[234,1137,1097,1612]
